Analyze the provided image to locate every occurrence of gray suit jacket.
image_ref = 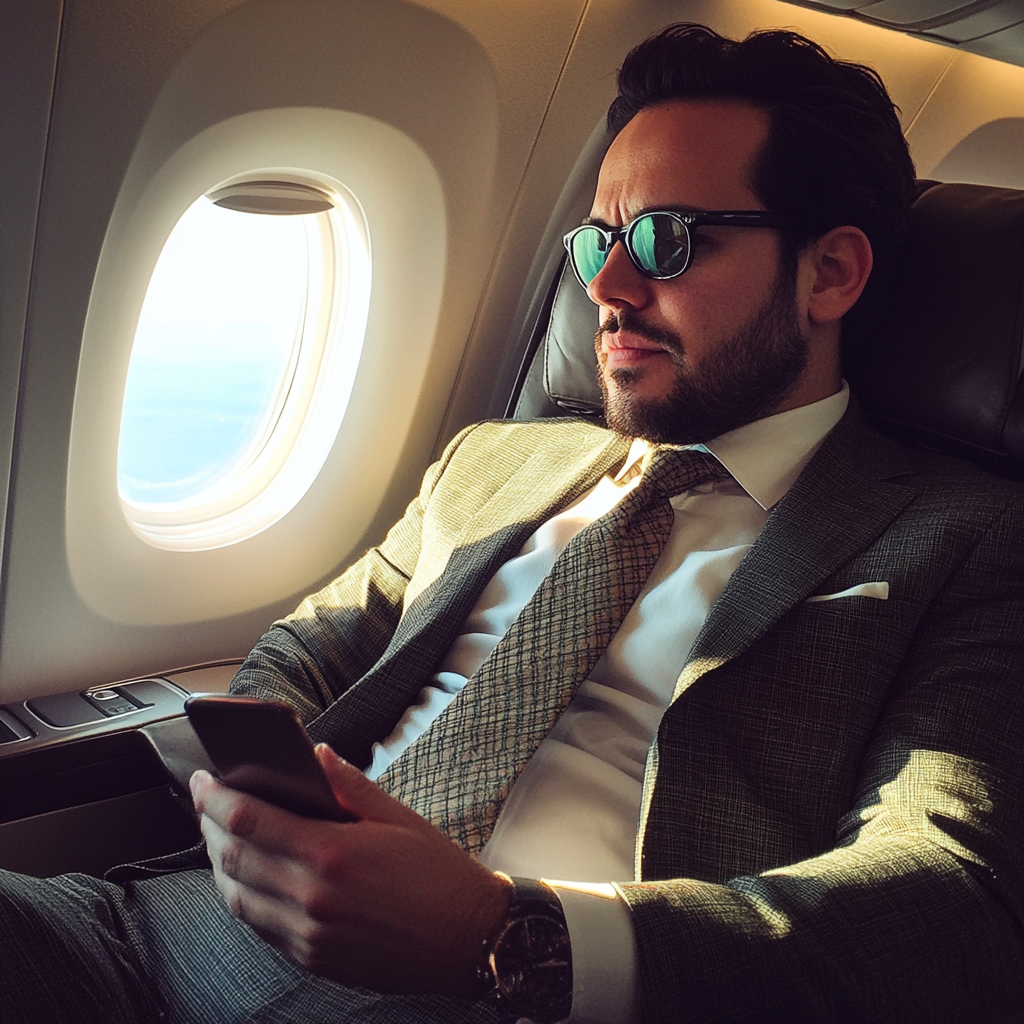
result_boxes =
[233,407,1024,1023]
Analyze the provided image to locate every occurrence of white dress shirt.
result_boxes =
[367,387,849,1023]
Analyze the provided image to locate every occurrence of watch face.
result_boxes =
[492,911,573,1019]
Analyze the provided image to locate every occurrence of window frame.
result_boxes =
[65,108,450,628]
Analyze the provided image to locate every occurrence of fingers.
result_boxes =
[207,849,321,967]
[193,774,342,969]
[200,809,290,896]
[314,745,429,829]
[189,748,420,844]
[191,769,337,854]
[190,770,259,839]
[189,763,511,994]
[191,772,328,900]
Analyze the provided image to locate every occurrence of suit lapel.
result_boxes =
[395,423,631,649]
[675,411,919,700]
[308,421,630,764]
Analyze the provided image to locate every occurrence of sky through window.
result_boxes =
[118,197,310,505]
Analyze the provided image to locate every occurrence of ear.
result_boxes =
[804,226,873,325]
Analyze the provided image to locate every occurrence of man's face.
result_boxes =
[588,100,809,444]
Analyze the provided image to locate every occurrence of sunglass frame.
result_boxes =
[563,209,813,289]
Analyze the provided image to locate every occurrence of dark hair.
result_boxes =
[608,24,917,329]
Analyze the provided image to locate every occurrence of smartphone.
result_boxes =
[184,693,353,822]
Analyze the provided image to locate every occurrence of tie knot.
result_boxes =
[639,447,730,499]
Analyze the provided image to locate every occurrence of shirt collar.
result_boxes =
[616,383,849,511]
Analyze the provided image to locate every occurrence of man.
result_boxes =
[4,23,1023,1024]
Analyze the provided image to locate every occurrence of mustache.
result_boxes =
[594,311,682,353]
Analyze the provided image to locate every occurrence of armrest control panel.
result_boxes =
[0,664,241,824]
[0,709,33,744]
[26,684,155,728]
[0,664,240,760]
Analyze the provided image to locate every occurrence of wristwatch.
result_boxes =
[479,874,573,1024]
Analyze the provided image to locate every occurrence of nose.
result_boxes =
[585,237,652,313]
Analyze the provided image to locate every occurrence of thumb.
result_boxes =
[315,743,426,829]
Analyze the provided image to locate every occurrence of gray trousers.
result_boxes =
[0,868,514,1024]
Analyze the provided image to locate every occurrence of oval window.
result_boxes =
[117,178,371,550]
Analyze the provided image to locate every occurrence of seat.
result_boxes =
[514,180,1024,482]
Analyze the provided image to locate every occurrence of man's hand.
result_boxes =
[190,746,511,996]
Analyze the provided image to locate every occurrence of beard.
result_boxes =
[595,271,809,445]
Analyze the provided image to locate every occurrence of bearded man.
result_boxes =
[4,22,1023,1024]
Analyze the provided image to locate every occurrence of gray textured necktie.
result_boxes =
[377,447,730,853]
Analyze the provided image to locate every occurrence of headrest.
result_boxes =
[541,180,1024,481]
[541,254,605,416]
[845,181,1024,480]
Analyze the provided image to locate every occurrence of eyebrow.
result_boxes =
[582,204,716,229]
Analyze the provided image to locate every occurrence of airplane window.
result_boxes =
[116,178,371,551]
[118,195,307,506]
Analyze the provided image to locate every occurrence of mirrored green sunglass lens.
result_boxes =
[570,229,608,284]
[630,214,689,276]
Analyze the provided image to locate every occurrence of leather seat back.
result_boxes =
[845,181,1024,480]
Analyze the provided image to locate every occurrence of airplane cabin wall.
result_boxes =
[0,0,1021,700]
[0,0,589,697]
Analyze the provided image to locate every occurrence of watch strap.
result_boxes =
[480,874,574,1023]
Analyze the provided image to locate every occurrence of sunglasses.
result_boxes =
[563,209,809,288]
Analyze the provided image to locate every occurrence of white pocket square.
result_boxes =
[805,581,889,603]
